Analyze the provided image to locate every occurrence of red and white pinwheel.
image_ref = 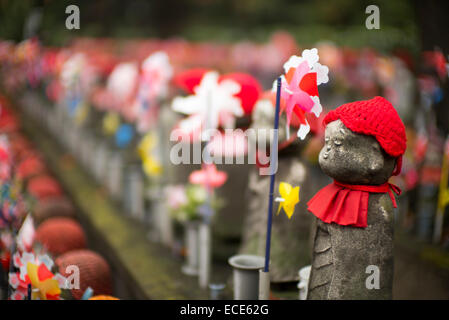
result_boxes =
[106,62,139,121]
[133,51,173,132]
[172,71,242,141]
[189,163,227,190]
[171,70,261,142]
[275,48,329,140]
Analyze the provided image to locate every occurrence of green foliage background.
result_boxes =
[0,0,419,53]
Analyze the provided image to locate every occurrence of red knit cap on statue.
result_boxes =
[56,249,113,300]
[323,96,406,175]
[35,217,87,256]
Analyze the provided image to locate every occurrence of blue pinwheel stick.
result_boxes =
[264,77,282,273]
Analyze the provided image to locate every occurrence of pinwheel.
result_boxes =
[26,262,61,300]
[115,124,134,149]
[172,71,242,141]
[275,182,300,219]
[9,252,65,300]
[17,214,35,252]
[172,69,262,143]
[140,51,173,101]
[219,73,262,116]
[276,48,329,140]
[133,51,173,132]
[60,53,97,118]
[189,163,227,190]
[106,62,139,120]
[60,53,85,95]
[137,132,162,178]
[102,111,120,136]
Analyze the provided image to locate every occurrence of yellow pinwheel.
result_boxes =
[137,132,162,178]
[142,156,163,177]
[137,132,156,159]
[27,262,61,300]
[102,112,120,136]
[275,182,300,219]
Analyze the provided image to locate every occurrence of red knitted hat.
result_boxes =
[16,155,46,180]
[35,217,87,256]
[27,174,63,200]
[56,249,112,300]
[323,96,406,175]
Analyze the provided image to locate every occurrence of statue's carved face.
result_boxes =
[319,120,395,185]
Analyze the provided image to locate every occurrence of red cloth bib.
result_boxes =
[307,180,401,228]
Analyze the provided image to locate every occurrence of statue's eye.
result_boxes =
[325,137,330,143]
[334,139,342,146]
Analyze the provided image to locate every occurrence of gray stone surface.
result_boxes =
[308,119,396,299]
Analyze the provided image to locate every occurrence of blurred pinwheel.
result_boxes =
[9,252,65,300]
[106,62,139,121]
[115,124,134,148]
[189,163,227,190]
[102,111,120,136]
[137,132,162,178]
[26,262,61,300]
[60,53,97,118]
[139,51,173,102]
[171,70,261,142]
[172,71,242,141]
[133,51,173,133]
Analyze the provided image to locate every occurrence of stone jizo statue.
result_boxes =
[306,96,407,299]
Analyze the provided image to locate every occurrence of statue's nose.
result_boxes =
[326,145,331,151]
